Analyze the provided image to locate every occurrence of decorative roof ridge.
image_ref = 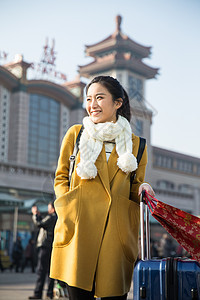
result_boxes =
[63,74,85,87]
[84,15,151,56]
[79,54,159,72]
[3,54,32,69]
[85,34,113,48]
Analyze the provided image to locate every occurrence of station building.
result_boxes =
[0,16,199,256]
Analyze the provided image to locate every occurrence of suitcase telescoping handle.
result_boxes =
[140,190,151,260]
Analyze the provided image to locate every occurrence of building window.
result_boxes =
[178,184,192,194]
[128,75,143,101]
[28,94,60,168]
[154,154,173,169]
[176,159,193,173]
[135,119,143,136]
[197,164,200,175]
[157,180,174,190]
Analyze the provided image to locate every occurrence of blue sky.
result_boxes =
[1,0,200,158]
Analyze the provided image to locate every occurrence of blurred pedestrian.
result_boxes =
[159,233,176,258]
[28,202,57,300]
[21,238,35,273]
[10,236,23,272]
[0,237,4,272]
[151,239,159,258]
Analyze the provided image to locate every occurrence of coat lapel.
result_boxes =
[95,146,111,196]
[107,145,119,183]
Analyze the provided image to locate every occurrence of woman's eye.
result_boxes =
[97,96,103,100]
[86,98,91,102]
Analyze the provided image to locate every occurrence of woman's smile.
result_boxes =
[91,110,101,115]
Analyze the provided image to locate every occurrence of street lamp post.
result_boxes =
[13,206,18,242]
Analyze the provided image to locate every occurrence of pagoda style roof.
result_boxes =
[79,15,159,79]
[79,52,159,79]
[85,18,151,59]
[0,65,19,90]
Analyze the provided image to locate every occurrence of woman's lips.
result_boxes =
[91,111,101,115]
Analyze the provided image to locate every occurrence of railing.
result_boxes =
[154,187,193,199]
[0,161,55,177]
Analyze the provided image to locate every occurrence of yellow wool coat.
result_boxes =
[50,124,148,298]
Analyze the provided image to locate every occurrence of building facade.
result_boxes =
[0,16,200,255]
[0,55,86,252]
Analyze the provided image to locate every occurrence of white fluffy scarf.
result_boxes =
[76,115,138,179]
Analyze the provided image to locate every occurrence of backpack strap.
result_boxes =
[68,125,83,186]
[136,137,146,166]
[129,137,146,198]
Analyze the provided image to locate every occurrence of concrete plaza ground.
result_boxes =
[0,269,133,300]
[0,269,39,300]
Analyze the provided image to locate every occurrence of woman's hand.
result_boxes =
[138,183,155,197]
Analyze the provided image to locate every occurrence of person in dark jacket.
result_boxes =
[10,236,23,272]
[29,202,57,300]
[21,238,35,273]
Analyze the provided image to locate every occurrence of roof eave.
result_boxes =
[85,36,151,59]
[79,60,159,79]
[0,66,19,90]
[26,79,80,108]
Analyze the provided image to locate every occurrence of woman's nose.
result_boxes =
[91,98,98,108]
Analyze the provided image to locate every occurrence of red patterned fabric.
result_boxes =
[144,192,200,263]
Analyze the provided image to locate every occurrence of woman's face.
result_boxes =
[86,83,122,123]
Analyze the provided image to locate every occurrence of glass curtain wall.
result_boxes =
[28,94,60,168]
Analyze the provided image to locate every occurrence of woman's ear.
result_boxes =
[115,98,123,109]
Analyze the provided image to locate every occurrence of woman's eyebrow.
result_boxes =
[87,93,106,97]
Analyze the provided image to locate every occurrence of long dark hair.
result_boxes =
[86,76,131,122]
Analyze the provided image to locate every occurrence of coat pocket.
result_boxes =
[116,195,140,263]
[53,184,81,247]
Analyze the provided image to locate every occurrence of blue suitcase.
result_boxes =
[133,257,200,299]
[133,192,200,300]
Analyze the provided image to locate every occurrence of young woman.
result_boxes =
[50,76,155,300]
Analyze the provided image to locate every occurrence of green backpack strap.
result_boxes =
[129,137,146,198]
[68,125,83,186]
